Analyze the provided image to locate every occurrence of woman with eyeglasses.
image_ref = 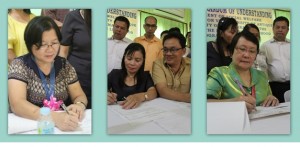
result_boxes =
[207,31,279,113]
[107,43,157,109]
[207,17,238,74]
[8,16,88,131]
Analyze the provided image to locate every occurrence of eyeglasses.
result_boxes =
[161,47,183,54]
[38,42,60,50]
[235,47,257,57]
[145,24,157,28]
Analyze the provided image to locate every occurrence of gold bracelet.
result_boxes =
[75,101,87,109]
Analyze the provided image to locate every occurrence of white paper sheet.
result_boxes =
[249,102,290,120]
[8,109,92,134]
[107,98,191,134]
[207,101,251,134]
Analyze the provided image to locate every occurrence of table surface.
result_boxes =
[249,113,290,134]
[8,109,91,134]
[107,98,191,134]
[207,102,290,134]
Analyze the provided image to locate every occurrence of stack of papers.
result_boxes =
[249,102,290,120]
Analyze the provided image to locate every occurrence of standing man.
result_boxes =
[260,16,290,103]
[152,32,191,103]
[134,16,163,72]
[107,16,132,73]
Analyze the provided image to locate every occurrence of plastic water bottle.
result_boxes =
[38,107,55,134]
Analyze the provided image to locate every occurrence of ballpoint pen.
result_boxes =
[61,103,70,114]
[109,88,117,104]
[234,78,247,96]
[234,78,257,111]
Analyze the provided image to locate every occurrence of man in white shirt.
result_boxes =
[260,16,290,103]
[107,16,132,73]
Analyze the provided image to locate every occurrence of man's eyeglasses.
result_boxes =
[161,47,183,54]
[38,42,60,50]
[145,24,157,28]
[235,47,257,57]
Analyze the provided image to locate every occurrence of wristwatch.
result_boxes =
[75,101,87,109]
[144,94,148,102]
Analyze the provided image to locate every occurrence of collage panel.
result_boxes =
[7,9,92,134]
[107,9,192,134]
[206,8,290,134]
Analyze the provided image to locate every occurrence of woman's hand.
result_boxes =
[120,94,143,109]
[107,92,117,105]
[67,104,85,121]
[261,95,279,107]
[237,93,256,113]
[53,111,79,131]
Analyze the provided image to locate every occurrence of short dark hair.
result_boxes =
[160,30,169,37]
[120,43,146,89]
[243,23,260,41]
[144,16,157,24]
[273,16,289,27]
[24,16,62,54]
[114,16,130,30]
[229,31,259,55]
[8,9,31,14]
[243,24,259,33]
[168,27,181,34]
[163,32,186,48]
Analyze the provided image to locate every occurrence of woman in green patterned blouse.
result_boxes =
[207,31,279,113]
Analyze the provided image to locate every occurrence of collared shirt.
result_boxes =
[134,35,163,72]
[207,63,273,106]
[107,36,132,73]
[152,57,191,93]
[260,38,290,82]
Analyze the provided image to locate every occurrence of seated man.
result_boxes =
[152,32,191,103]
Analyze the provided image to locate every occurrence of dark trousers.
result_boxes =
[269,81,290,103]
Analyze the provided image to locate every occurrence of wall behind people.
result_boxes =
[30,9,41,16]
[206,9,290,44]
[106,9,191,40]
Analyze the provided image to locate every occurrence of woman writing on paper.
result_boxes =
[206,31,279,113]
[8,16,88,131]
[107,43,157,109]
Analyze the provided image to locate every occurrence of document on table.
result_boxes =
[207,101,251,134]
[108,98,191,134]
[8,109,92,134]
[249,102,290,120]
[8,113,37,134]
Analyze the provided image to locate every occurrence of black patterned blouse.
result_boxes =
[8,54,78,107]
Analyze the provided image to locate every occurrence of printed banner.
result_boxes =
[206,9,274,43]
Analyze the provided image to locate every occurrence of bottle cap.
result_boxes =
[40,107,51,116]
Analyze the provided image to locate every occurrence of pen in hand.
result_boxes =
[234,78,247,96]
[61,103,69,114]
[234,78,257,111]
[109,88,117,104]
